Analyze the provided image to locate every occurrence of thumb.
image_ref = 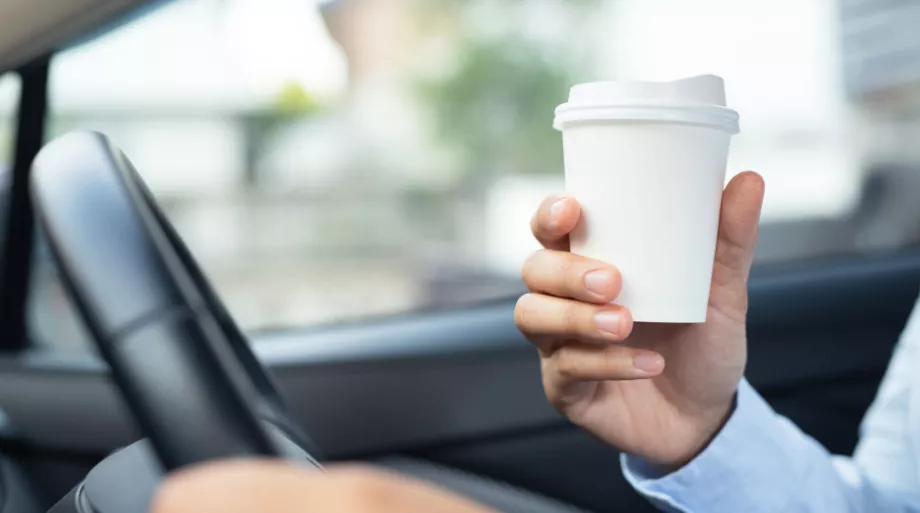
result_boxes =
[709,171,765,320]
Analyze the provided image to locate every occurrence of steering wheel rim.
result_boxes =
[128,151,322,459]
[30,131,320,470]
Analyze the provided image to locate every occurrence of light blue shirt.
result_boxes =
[622,298,920,512]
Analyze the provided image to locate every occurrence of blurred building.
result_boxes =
[840,0,920,250]
[319,0,419,87]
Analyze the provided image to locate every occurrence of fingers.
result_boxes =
[709,171,766,320]
[515,293,633,345]
[716,171,765,274]
[517,240,632,349]
[522,250,621,303]
[152,460,494,513]
[545,343,665,399]
[531,196,581,250]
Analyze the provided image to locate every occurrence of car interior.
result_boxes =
[0,1,918,512]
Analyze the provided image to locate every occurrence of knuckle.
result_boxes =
[558,252,576,281]
[538,195,556,219]
[601,347,626,374]
[561,301,586,335]
[531,203,550,236]
[553,346,579,380]
[513,294,534,332]
[520,250,543,286]
[515,294,552,342]
[542,378,564,410]
[562,259,585,295]
[530,207,543,236]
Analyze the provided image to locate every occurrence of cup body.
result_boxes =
[562,121,731,322]
[555,76,739,323]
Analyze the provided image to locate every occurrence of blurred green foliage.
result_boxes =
[415,0,597,181]
[242,80,322,186]
[418,37,569,178]
[274,81,319,114]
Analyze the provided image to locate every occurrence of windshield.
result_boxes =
[20,0,920,348]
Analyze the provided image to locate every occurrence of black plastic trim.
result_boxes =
[0,57,49,353]
[0,249,917,460]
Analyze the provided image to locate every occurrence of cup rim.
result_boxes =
[553,101,740,134]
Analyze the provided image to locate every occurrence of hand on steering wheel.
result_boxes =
[151,461,493,513]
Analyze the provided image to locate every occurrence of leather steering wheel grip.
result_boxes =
[30,131,296,470]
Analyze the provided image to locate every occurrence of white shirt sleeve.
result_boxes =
[622,379,920,512]
[621,294,920,512]
[853,296,920,492]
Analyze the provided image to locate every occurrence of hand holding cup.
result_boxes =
[516,76,765,468]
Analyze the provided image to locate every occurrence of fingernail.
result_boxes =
[594,310,624,336]
[633,353,664,374]
[584,270,614,296]
[549,198,568,227]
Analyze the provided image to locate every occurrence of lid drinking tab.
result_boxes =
[568,75,727,107]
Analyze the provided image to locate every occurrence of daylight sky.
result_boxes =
[2,0,845,131]
[2,0,347,111]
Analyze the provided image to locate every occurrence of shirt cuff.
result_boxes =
[621,379,817,513]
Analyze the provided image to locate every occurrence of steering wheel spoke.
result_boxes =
[30,131,321,472]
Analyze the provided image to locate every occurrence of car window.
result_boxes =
[25,0,920,348]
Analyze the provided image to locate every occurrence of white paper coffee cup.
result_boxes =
[554,74,740,323]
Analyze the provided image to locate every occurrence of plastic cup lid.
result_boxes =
[553,74,740,134]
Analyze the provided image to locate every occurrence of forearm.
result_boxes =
[622,379,920,513]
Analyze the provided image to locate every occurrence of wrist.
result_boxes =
[651,395,738,475]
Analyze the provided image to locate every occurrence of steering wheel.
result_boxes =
[30,131,322,475]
